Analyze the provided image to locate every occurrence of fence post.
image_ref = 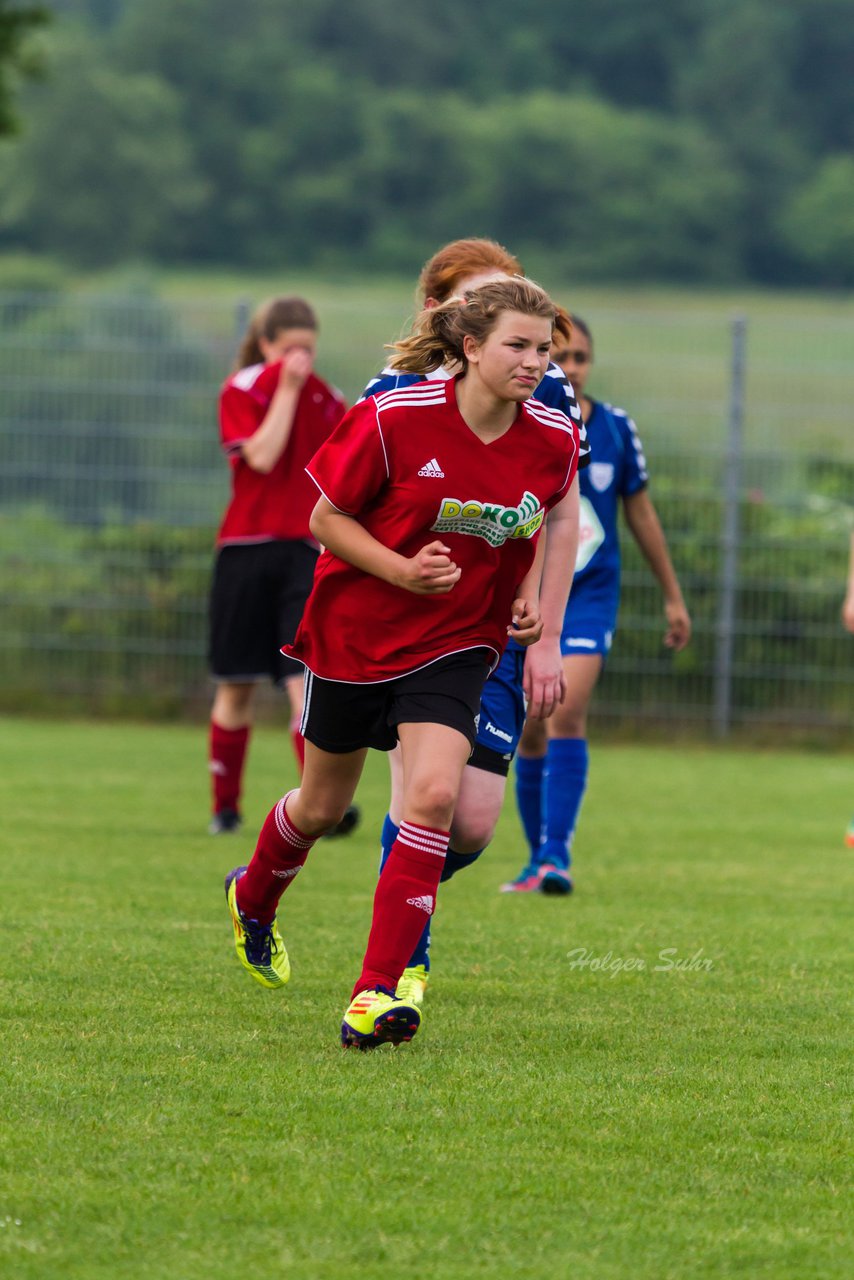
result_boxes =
[234,298,250,341]
[714,314,747,738]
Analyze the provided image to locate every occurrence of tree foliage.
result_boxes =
[1,0,853,283]
[0,0,48,135]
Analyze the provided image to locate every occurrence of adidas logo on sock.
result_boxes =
[406,895,435,914]
[417,457,444,478]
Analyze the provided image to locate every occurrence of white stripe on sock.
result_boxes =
[274,794,314,849]
[399,822,449,857]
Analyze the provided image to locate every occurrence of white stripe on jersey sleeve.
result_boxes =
[523,400,579,497]
[374,382,448,413]
[525,399,576,434]
[605,403,649,483]
[372,397,391,478]
[543,362,583,421]
[540,361,590,465]
[230,362,265,391]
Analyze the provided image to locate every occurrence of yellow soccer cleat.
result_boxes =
[224,866,290,989]
[395,964,429,1006]
[341,987,421,1050]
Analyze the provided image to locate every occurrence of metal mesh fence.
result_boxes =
[0,291,851,738]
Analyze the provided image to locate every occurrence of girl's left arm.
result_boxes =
[509,529,546,644]
[843,530,854,634]
[622,489,691,650]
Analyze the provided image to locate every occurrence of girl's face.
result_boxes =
[550,327,593,397]
[464,311,552,402]
[259,327,317,365]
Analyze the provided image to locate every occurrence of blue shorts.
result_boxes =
[473,641,526,770]
[560,615,615,658]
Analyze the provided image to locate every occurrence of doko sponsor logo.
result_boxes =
[432,490,544,546]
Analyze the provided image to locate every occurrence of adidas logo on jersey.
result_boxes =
[417,457,445,478]
[405,895,435,914]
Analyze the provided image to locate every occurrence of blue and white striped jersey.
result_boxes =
[573,399,648,614]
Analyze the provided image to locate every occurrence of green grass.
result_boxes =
[1,717,851,1279]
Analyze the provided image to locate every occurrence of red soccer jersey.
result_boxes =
[284,377,581,682]
[216,361,347,545]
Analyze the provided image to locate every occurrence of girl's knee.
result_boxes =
[551,707,587,738]
[519,716,547,755]
[451,814,496,852]
[289,793,349,837]
[407,779,458,830]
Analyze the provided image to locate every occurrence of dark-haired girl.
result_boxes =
[507,313,691,893]
[207,296,347,834]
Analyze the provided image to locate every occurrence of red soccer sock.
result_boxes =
[353,821,449,997]
[290,725,306,776]
[235,793,316,924]
[209,722,249,814]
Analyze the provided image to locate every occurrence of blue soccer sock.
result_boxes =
[379,812,400,872]
[514,754,546,864]
[405,845,485,971]
[440,847,484,883]
[540,737,589,871]
[379,813,486,970]
[380,813,433,968]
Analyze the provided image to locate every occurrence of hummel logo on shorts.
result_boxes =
[417,458,445,478]
[405,895,435,913]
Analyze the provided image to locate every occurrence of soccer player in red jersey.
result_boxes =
[207,297,349,835]
[224,278,583,1048]
[363,240,588,1004]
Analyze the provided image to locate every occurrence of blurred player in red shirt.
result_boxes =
[222,278,582,1049]
[207,297,348,835]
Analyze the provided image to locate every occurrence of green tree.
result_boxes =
[0,0,48,135]
[778,156,854,286]
[0,29,208,264]
[447,93,745,282]
[2,0,852,283]
[789,0,854,154]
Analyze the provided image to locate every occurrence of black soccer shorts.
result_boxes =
[209,539,318,684]
[300,649,492,754]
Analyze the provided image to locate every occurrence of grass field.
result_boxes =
[2,717,851,1279]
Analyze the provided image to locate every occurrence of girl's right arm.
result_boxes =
[623,489,691,651]
[241,350,313,473]
[309,498,461,595]
[843,530,854,634]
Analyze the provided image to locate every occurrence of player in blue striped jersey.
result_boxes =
[361,239,589,1003]
[506,313,691,894]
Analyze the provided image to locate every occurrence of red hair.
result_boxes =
[552,305,574,345]
[417,238,523,305]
